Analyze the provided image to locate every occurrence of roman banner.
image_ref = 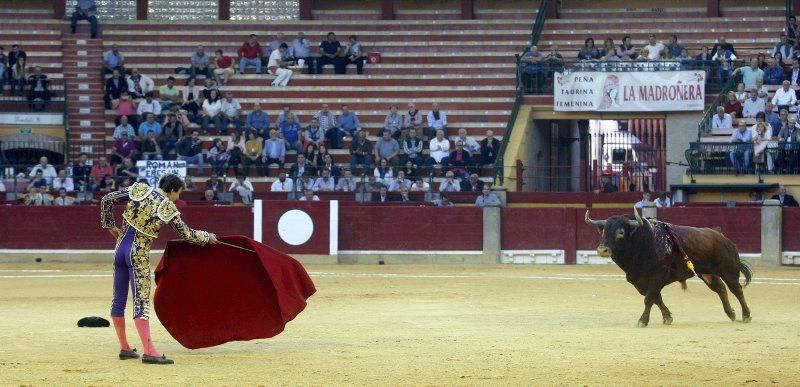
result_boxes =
[553,71,706,112]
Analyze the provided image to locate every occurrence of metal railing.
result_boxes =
[518,59,744,95]
[696,72,744,139]
[529,0,549,46]
[684,141,800,175]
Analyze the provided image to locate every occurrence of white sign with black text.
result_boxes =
[136,160,187,186]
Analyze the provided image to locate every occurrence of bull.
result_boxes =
[585,207,752,327]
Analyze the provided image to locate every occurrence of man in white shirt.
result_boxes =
[644,34,665,60]
[742,88,765,118]
[229,175,254,204]
[438,171,461,192]
[455,128,480,154]
[270,171,294,192]
[267,43,292,87]
[428,129,450,166]
[426,102,448,140]
[387,170,412,191]
[711,106,732,130]
[126,68,154,98]
[336,169,357,192]
[410,178,430,192]
[299,189,320,201]
[771,80,797,113]
[313,169,335,192]
[220,91,242,133]
[635,192,661,209]
[136,92,162,122]
[29,156,58,183]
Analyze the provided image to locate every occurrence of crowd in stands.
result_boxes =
[0,44,52,110]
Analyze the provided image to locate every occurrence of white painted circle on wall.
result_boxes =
[277,209,314,246]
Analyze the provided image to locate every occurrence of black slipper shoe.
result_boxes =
[141,354,174,365]
[118,348,139,360]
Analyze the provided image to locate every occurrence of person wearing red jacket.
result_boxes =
[237,34,262,75]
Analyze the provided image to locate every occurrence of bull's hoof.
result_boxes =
[663,317,673,325]
[637,320,648,328]
[743,315,752,323]
[728,312,736,322]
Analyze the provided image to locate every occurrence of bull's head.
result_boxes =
[585,207,646,258]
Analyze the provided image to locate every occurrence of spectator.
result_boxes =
[402,102,423,134]
[315,103,338,146]
[350,129,372,173]
[765,101,780,128]
[317,32,345,74]
[742,88,766,118]
[755,78,769,99]
[711,43,737,87]
[732,58,762,89]
[29,156,57,183]
[361,175,383,193]
[207,138,230,175]
[290,153,314,179]
[176,130,204,175]
[126,68,154,99]
[336,169,357,192]
[189,45,212,79]
[676,48,692,70]
[25,183,54,206]
[435,193,455,207]
[104,69,128,109]
[771,185,799,206]
[54,188,76,206]
[344,34,365,74]
[397,185,413,202]
[116,157,138,180]
[723,91,743,118]
[0,46,6,96]
[643,34,665,60]
[276,104,299,127]
[711,36,737,58]
[200,77,219,101]
[159,113,183,158]
[202,189,217,201]
[26,66,50,111]
[136,92,161,122]
[337,104,361,141]
[373,186,392,203]
[410,178,430,192]
[577,38,600,60]
[289,31,314,74]
[426,102,448,140]
[765,58,784,85]
[480,130,500,165]
[264,129,286,168]
[112,115,135,139]
[229,175,253,205]
[238,34,263,74]
[438,171,460,192]
[695,46,713,71]
[204,173,226,196]
[448,141,473,179]
[634,191,659,209]
[772,34,794,60]
[242,133,264,173]
[113,91,137,128]
[599,38,617,60]
[402,128,424,165]
[460,173,484,192]
[213,49,236,86]
[200,89,223,134]
[733,83,747,103]
[140,130,162,160]
[70,0,98,38]
[729,120,753,174]
[319,154,340,179]
[102,43,126,75]
[600,175,618,192]
[711,106,733,130]
[52,169,74,192]
[71,153,92,190]
[271,171,294,192]
[455,128,480,154]
[158,76,181,110]
[772,80,797,113]
[181,76,201,118]
[9,55,25,96]
[388,170,412,192]
[220,91,242,134]
[303,118,325,148]
[89,156,113,191]
[112,132,137,165]
[313,169,335,192]
[374,130,401,166]
[382,104,403,140]
[787,60,800,89]
[27,170,47,191]
[267,43,293,87]
[400,160,419,180]
[280,114,302,152]
[666,34,684,58]
[753,121,774,173]
[246,102,270,138]
[428,129,450,166]
[374,158,393,183]
[227,131,246,175]
[139,113,162,138]
[299,189,320,201]
[475,186,501,207]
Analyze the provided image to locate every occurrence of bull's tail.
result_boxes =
[739,260,753,287]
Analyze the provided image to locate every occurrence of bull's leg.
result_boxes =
[721,275,752,323]
[704,274,736,322]
[654,294,673,325]
[638,292,658,328]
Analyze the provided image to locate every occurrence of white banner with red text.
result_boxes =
[553,71,706,112]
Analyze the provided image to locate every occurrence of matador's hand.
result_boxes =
[208,234,220,244]
[109,227,122,239]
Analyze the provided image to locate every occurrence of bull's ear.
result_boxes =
[596,225,604,236]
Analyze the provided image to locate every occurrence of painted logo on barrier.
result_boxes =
[277,209,314,246]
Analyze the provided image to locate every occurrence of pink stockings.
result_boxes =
[113,316,161,356]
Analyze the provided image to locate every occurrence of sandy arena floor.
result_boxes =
[0,262,799,385]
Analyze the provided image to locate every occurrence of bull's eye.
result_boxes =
[615,229,625,239]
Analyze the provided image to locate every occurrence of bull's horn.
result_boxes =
[584,210,606,227]
[630,206,644,227]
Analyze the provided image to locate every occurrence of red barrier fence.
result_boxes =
[782,208,800,251]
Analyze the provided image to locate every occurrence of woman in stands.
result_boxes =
[207,138,230,175]
[753,121,774,173]
[734,83,747,103]
[616,35,636,60]
[374,157,393,183]
[10,56,25,96]
[723,91,743,118]
[226,131,245,176]
[181,77,201,119]
[600,38,619,61]
[578,38,600,61]
[316,144,331,167]
[303,143,321,167]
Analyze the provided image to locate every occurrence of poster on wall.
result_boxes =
[136,160,187,186]
[553,71,706,112]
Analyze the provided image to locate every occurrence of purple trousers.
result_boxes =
[110,224,153,320]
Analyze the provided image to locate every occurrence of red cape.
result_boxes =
[153,236,316,349]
